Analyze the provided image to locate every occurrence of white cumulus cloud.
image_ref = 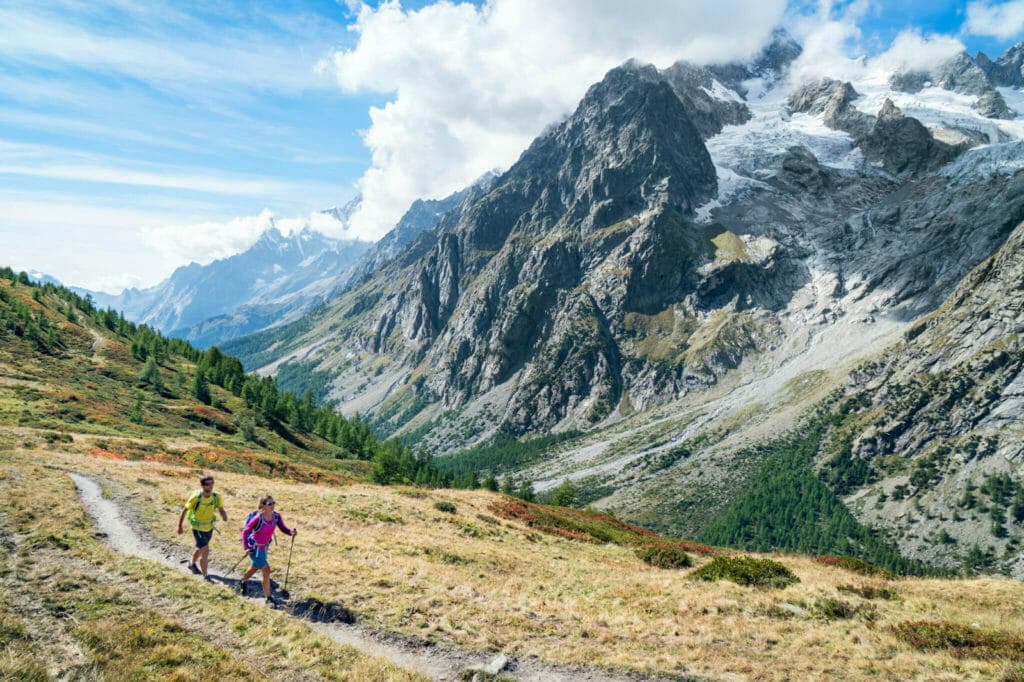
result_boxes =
[140,211,279,268]
[788,2,964,87]
[965,1,1024,41]
[324,0,788,240]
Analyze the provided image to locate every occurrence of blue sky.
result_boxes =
[2,0,1023,292]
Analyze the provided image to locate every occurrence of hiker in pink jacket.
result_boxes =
[236,495,296,605]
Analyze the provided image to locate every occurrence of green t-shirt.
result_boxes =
[186,490,222,531]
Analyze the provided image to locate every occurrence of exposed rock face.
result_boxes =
[887,49,1022,123]
[859,99,962,174]
[974,89,1016,119]
[349,174,497,284]
[367,64,720,426]
[889,70,932,94]
[932,52,992,95]
[977,42,1024,87]
[234,35,1024,442]
[787,78,875,137]
[224,30,1024,574]
[659,62,751,139]
[707,27,803,94]
[831,217,1024,573]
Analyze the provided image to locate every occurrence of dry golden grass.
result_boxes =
[39,442,1024,682]
[0,445,427,681]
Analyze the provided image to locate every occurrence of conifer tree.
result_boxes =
[139,356,162,391]
[192,370,211,405]
[128,394,145,424]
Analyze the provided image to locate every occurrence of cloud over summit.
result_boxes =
[324,0,788,240]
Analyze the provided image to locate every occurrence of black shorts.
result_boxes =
[192,529,213,549]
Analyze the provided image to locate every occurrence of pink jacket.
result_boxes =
[241,511,293,549]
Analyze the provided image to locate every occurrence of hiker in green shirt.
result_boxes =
[177,474,228,580]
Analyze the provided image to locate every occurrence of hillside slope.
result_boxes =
[9,444,1024,681]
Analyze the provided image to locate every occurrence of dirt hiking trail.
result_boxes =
[70,472,674,682]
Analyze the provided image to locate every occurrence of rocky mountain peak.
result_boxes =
[501,63,717,237]
[977,41,1024,87]
[750,26,803,77]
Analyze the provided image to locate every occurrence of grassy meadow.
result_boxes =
[12,434,1024,682]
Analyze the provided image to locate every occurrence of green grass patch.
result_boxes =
[433,501,457,514]
[689,556,798,589]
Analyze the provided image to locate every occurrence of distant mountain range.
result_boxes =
[81,214,370,348]
[66,178,500,349]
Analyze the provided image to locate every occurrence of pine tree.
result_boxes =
[139,356,162,391]
[550,480,577,507]
[128,394,145,424]
[516,480,536,502]
[192,370,211,405]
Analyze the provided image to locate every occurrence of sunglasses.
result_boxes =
[266,501,275,506]
[201,481,214,486]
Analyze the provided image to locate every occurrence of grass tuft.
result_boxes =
[815,555,895,579]
[891,621,1024,659]
[434,501,457,514]
[690,556,798,589]
[837,583,900,600]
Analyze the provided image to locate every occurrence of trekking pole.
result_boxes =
[227,551,248,576]
[281,533,295,599]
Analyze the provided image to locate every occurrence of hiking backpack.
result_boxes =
[243,510,280,549]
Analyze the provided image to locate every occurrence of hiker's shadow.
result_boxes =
[205,574,293,603]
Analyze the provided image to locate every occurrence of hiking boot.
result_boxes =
[265,596,278,608]
[235,581,247,596]
[203,575,213,582]
[187,562,200,575]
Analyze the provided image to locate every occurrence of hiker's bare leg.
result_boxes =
[260,566,271,598]
[191,547,201,565]
[241,565,257,583]
[198,546,209,576]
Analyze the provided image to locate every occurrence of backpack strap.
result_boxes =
[193,490,219,513]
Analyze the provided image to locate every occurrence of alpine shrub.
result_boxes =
[636,545,692,569]
[690,556,798,589]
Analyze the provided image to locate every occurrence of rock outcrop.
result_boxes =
[787,78,875,137]
[974,88,1016,120]
[859,99,962,174]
